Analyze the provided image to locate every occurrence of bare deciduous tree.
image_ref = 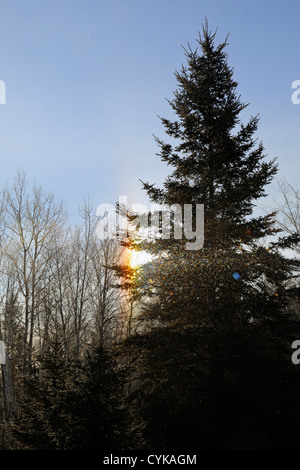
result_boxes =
[3,171,66,372]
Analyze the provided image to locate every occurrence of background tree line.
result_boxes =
[0,171,132,449]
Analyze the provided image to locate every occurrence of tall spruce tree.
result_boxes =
[120,22,300,450]
[129,21,299,329]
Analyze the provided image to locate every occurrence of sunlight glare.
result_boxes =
[128,250,152,269]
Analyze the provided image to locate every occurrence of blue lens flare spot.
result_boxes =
[232,272,241,281]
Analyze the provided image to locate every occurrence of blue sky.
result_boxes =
[0,0,299,221]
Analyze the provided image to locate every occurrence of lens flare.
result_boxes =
[127,249,152,269]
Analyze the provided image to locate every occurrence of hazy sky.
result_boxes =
[0,0,299,221]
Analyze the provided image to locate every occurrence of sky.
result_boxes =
[0,0,299,223]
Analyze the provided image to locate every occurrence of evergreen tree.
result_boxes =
[12,339,72,449]
[61,344,128,450]
[13,340,127,450]
[120,21,300,449]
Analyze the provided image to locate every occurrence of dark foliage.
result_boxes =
[118,21,300,450]
[12,340,128,450]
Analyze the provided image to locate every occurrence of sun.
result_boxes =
[126,249,152,269]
